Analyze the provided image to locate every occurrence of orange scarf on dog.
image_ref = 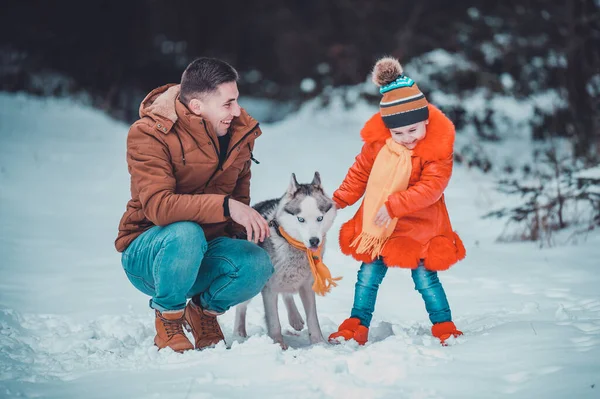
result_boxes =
[277,227,341,296]
[350,138,412,258]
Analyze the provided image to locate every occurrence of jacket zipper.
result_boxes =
[202,122,260,190]
[175,131,186,165]
[225,122,259,159]
[248,143,260,164]
[204,120,220,160]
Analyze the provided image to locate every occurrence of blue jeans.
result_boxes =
[121,221,274,313]
[350,258,452,327]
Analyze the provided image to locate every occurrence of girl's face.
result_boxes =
[390,120,428,149]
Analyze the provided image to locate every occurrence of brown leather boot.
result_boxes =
[154,309,194,353]
[184,299,224,350]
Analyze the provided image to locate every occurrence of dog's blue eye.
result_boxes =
[317,216,323,222]
[297,217,305,223]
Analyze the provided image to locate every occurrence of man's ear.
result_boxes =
[188,98,203,115]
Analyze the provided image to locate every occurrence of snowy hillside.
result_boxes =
[1,92,599,398]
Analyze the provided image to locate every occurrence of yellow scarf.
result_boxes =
[277,226,341,296]
[350,138,412,258]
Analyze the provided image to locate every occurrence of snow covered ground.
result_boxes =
[1,92,599,398]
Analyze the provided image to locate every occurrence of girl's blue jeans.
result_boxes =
[350,257,452,327]
[121,221,274,314]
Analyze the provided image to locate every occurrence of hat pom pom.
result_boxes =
[371,57,403,87]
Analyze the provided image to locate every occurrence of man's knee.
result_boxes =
[252,246,275,283]
[159,222,208,274]
[162,221,207,252]
[233,242,274,286]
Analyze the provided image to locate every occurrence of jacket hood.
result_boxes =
[360,104,456,161]
[139,84,179,123]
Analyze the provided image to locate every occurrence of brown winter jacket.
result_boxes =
[115,84,262,252]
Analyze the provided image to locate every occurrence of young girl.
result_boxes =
[329,57,466,346]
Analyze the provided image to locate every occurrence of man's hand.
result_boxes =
[228,198,270,243]
[374,205,392,228]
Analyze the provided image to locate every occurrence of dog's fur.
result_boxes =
[234,172,337,348]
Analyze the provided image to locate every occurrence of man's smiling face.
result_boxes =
[189,81,241,136]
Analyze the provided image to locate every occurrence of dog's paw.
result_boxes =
[309,334,325,345]
[288,314,305,331]
[234,327,248,338]
[273,338,288,350]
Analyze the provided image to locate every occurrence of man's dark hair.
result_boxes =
[180,58,239,104]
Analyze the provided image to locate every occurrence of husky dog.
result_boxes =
[234,172,337,348]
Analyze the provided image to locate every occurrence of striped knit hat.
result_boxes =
[372,57,429,129]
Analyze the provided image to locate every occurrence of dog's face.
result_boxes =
[276,172,337,251]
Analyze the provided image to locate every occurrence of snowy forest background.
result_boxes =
[2,0,599,240]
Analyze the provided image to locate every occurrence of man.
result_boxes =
[115,58,273,352]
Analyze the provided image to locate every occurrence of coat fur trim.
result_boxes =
[340,220,466,270]
[360,104,456,161]
[139,83,180,123]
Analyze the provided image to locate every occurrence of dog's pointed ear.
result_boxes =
[287,173,299,195]
[311,171,322,188]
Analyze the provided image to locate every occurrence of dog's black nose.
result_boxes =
[309,237,320,247]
